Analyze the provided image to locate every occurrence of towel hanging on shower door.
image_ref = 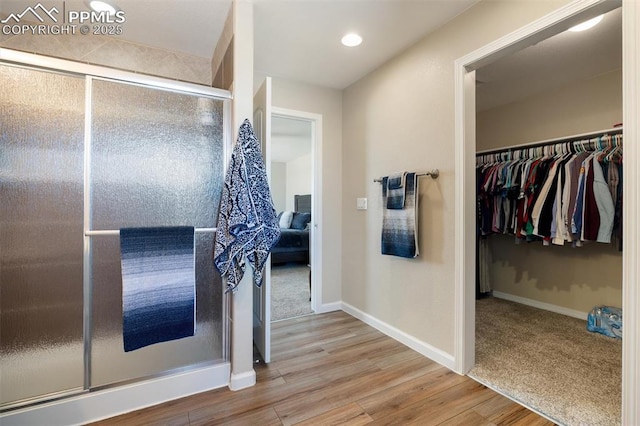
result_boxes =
[120,226,196,352]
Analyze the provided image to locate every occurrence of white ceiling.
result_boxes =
[476,7,622,111]
[0,1,622,109]
[1,0,479,89]
[253,0,479,89]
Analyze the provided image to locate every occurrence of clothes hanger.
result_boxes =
[606,135,622,163]
[596,135,613,162]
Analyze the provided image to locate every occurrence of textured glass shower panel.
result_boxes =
[89,80,225,387]
[0,65,85,405]
[90,234,224,386]
[90,80,225,230]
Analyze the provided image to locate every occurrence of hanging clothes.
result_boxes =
[592,156,615,243]
[476,132,623,248]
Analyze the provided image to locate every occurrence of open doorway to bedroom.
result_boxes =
[270,114,314,321]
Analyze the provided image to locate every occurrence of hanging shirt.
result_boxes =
[557,155,576,244]
[592,158,615,243]
[572,156,589,244]
[532,158,560,238]
[564,152,590,244]
[607,160,619,207]
[523,159,550,238]
[582,156,601,241]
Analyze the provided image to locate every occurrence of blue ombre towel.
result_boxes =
[386,172,407,209]
[381,172,419,258]
[120,226,196,352]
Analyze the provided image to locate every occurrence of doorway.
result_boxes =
[252,78,323,363]
[270,114,314,322]
[454,1,639,424]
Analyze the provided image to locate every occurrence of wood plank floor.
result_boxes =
[91,311,555,425]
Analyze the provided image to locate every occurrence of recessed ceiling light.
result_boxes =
[568,15,604,32]
[88,0,118,15]
[341,33,362,47]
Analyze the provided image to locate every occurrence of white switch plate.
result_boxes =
[356,198,367,210]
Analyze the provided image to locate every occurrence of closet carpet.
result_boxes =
[271,264,313,322]
[469,297,622,426]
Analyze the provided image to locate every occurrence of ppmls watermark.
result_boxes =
[1,2,126,36]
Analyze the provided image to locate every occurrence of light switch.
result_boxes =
[356,198,367,210]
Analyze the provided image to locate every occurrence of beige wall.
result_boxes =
[0,19,212,85]
[477,69,623,150]
[212,6,234,89]
[487,235,622,312]
[256,75,343,305]
[342,0,573,355]
[477,70,623,313]
[286,154,312,211]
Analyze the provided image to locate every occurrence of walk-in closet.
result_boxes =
[469,7,622,426]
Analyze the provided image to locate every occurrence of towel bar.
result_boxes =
[85,228,216,236]
[373,169,439,183]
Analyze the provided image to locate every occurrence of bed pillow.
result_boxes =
[291,212,311,230]
[279,211,293,229]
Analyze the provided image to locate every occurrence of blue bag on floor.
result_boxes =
[587,306,622,339]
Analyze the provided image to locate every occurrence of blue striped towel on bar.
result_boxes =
[386,172,407,209]
[120,226,196,352]
[381,172,419,258]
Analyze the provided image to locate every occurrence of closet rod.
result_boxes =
[476,126,623,155]
[373,169,439,183]
[85,228,217,236]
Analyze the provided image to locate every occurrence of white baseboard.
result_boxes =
[315,301,342,314]
[341,302,456,371]
[229,369,256,391]
[0,363,230,426]
[492,291,588,320]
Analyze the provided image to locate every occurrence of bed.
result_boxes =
[272,194,311,265]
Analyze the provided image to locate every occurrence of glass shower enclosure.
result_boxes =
[0,59,230,409]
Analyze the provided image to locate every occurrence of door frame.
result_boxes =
[271,107,323,313]
[453,0,639,423]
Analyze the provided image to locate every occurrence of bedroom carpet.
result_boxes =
[469,297,622,426]
[271,264,313,322]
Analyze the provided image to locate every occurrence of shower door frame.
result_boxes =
[0,48,233,410]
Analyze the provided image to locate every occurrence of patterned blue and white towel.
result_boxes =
[120,226,195,352]
[214,119,281,292]
[381,172,419,258]
[386,172,407,209]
